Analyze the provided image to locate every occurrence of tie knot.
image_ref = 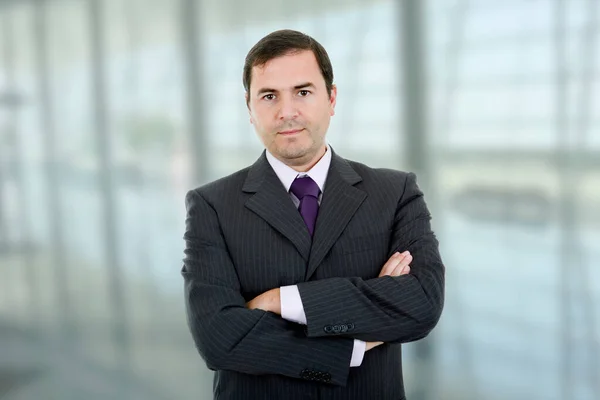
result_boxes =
[290,176,320,200]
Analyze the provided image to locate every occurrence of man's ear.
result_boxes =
[329,84,337,116]
[245,92,254,124]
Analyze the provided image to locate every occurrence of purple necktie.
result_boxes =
[290,176,320,236]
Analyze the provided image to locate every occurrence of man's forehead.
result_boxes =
[250,52,322,91]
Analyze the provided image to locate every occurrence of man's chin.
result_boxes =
[273,145,311,163]
[279,149,309,161]
[274,141,308,158]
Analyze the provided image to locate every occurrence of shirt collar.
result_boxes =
[266,144,332,193]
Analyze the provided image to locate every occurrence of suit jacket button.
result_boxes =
[324,325,333,334]
[341,324,348,332]
[347,323,354,331]
[332,325,341,333]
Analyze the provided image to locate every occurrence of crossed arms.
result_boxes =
[245,250,414,354]
[181,173,445,386]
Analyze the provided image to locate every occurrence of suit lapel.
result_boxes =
[243,152,312,261]
[306,152,367,280]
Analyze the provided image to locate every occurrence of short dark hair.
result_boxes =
[243,29,334,102]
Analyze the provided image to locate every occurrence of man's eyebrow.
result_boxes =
[294,82,315,90]
[255,83,316,96]
[256,87,278,96]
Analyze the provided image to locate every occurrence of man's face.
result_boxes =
[247,50,337,168]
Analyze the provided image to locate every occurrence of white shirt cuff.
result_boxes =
[350,339,366,367]
[280,285,307,325]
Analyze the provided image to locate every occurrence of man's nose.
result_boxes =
[277,96,299,120]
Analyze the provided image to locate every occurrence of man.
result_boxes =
[182,29,444,400]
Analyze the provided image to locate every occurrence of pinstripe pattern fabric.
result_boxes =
[181,149,445,400]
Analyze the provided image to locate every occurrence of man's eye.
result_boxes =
[298,90,310,96]
[263,94,275,100]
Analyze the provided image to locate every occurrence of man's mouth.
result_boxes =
[278,128,304,135]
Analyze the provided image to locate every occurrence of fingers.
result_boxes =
[365,341,384,351]
[379,251,410,277]
[391,263,410,277]
[379,251,412,277]
[379,252,404,277]
[389,253,412,277]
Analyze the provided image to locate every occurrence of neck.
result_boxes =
[288,145,327,173]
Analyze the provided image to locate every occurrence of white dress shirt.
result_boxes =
[265,145,367,368]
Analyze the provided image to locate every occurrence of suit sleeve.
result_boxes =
[182,189,354,386]
[296,172,445,343]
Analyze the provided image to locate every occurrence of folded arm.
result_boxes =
[297,173,445,343]
[182,189,354,386]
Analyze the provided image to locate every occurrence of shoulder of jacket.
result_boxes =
[345,159,412,182]
[188,166,251,198]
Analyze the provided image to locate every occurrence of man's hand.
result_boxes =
[246,288,281,315]
[365,252,412,351]
[365,341,384,351]
[378,251,412,277]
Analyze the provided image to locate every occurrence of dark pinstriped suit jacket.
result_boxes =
[182,149,445,400]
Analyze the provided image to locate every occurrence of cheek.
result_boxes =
[309,107,330,128]
[250,113,265,130]
[253,117,277,139]
[309,101,330,120]
[253,108,276,126]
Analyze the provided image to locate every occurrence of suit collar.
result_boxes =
[243,148,367,277]
[242,147,362,192]
[243,151,313,261]
[264,144,332,194]
[241,150,270,193]
[306,151,366,279]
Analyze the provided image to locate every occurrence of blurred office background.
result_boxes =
[0,0,598,399]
